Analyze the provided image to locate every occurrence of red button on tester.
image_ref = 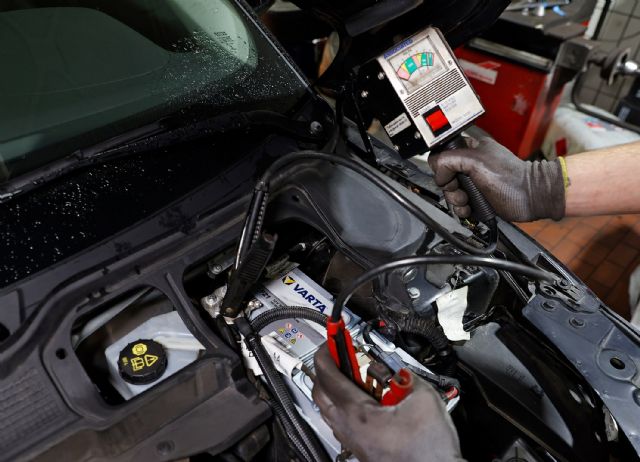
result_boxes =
[424,107,450,133]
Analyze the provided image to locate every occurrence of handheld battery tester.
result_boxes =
[329,27,491,405]
[356,27,485,157]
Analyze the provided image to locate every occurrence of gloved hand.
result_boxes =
[428,136,566,222]
[312,345,464,462]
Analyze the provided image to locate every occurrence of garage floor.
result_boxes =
[518,215,640,320]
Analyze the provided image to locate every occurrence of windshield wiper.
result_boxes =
[0,110,328,203]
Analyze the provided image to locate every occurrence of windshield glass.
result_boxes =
[0,0,308,182]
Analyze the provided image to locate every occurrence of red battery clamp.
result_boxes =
[326,318,413,406]
[326,318,363,387]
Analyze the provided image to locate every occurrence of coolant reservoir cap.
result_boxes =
[118,339,168,385]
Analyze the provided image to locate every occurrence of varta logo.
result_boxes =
[282,275,327,312]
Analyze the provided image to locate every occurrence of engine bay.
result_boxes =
[3,1,640,461]
[64,153,638,462]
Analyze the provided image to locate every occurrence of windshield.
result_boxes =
[0,0,309,182]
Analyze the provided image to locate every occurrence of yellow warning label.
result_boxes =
[131,356,145,371]
[144,354,159,367]
[132,343,147,356]
[277,328,286,334]
[282,276,296,285]
[289,338,297,345]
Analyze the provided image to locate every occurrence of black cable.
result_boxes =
[268,398,317,462]
[239,151,498,267]
[250,339,321,462]
[235,190,269,269]
[250,306,328,332]
[402,363,460,391]
[236,318,329,462]
[330,255,553,322]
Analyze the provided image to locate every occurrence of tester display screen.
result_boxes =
[389,45,446,94]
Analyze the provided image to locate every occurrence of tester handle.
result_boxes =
[440,137,496,224]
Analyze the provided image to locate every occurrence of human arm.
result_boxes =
[564,143,640,216]
[427,137,640,221]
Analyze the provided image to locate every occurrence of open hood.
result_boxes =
[289,0,510,84]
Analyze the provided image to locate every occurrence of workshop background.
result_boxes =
[581,0,640,111]
[516,0,640,320]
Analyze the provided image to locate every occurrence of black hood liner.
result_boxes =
[291,0,510,60]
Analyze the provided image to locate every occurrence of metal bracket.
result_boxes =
[537,278,599,313]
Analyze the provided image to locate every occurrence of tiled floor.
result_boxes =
[518,215,640,320]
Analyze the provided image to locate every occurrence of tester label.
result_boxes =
[384,113,412,137]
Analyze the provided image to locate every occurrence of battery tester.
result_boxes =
[330,27,496,405]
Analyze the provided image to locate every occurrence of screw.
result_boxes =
[556,279,570,289]
[210,264,223,275]
[360,90,369,98]
[224,307,235,316]
[203,295,217,308]
[407,287,421,299]
[377,72,386,80]
[414,132,422,140]
[401,268,417,283]
[309,121,323,135]
[570,317,585,328]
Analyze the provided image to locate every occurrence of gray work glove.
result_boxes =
[312,345,464,462]
[428,136,566,222]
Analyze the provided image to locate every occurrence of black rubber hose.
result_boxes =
[250,306,328,333]
[236,318,328,462]
[388,312,457,376]
[268,398,317,462]
[390,314,449,352]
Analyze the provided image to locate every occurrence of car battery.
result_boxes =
[249,265,361,348]
[246,266,459,460]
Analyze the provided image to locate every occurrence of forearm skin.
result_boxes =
[565,141,640,216]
